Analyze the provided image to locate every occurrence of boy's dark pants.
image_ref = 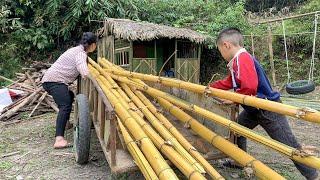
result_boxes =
[42,82,74,137]
[237,109,318,179]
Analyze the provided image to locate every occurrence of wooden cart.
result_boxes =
[73,76,239,175]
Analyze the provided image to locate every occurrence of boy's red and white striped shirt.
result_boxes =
[42,45,89,85]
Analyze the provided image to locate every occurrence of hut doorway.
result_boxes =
[132,39,176,76]
[157,39,175,77]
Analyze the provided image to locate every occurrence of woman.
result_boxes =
[42,32,97,149]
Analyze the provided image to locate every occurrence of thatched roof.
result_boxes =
[101,18,210,44]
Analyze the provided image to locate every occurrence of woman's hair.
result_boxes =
[80,32,97,50]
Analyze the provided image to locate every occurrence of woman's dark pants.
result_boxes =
[43,82,74,137]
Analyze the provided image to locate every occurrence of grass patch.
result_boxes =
[0,161,13,170]
[44,125,56,138]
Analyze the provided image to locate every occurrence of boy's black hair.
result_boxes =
[80,32,97,50]
[216,27,244,47]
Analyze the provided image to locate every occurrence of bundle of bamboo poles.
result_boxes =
[97,59,320,170]
[85,58,296,179]
[99,58,320,124]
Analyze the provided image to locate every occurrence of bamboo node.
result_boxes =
[157,167,172,178]
[204,86,212,98]
[210,134,220,144]
[295,107,318,118]
[188,170,198,180]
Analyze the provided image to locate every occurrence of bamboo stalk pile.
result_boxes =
[82,58,320,179]
[0,62,58,121]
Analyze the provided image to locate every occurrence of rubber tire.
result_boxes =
[286,80,315,95]
[74,94,91,164]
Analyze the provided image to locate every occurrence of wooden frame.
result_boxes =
[78,77,137,174]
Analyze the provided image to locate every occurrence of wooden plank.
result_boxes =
[93,89,99,121]
[115,46,130,52]
[104,114,111,146]
[268,26,277,87]
[97,96,106,139]
[196,45,201,83]
[229,105,239,144]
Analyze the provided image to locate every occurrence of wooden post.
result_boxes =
[100,106,106,139]
[197,45,201,83]
[154,40,157,59]
[229,105,239,144]
[250,33,255,56]
[268,26,277,87]
[129,41,133,71]
[93,89,99,121]
[174,39,177,76]
[110,111,117,166]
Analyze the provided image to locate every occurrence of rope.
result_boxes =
[282,20,291,83]
[309,13,318,81]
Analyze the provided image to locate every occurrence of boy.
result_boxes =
[210,28,318,180]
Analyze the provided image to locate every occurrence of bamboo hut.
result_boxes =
[96,18,210,83]
[96,19,234,158]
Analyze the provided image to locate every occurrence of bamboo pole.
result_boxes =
[96,65,320,170]
[89,65,206,180]
[155,96,284,179]
[118,119,159,180]
[126,84,225,179]
[98,58,320,124]
[119,82,207,175]
[257,11,320,24]
[89,69,178,180]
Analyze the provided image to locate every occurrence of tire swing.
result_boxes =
[284,14,318,95]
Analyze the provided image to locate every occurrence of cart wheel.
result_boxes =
[74,94,91,164]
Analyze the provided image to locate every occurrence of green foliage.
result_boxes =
[0,0,319,86]
[135,0,251,39]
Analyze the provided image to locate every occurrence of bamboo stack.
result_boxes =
[99,58,320,124]
[85,59,287,179]
[85,57,320,179]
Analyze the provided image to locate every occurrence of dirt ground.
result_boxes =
[0,111,319,180]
